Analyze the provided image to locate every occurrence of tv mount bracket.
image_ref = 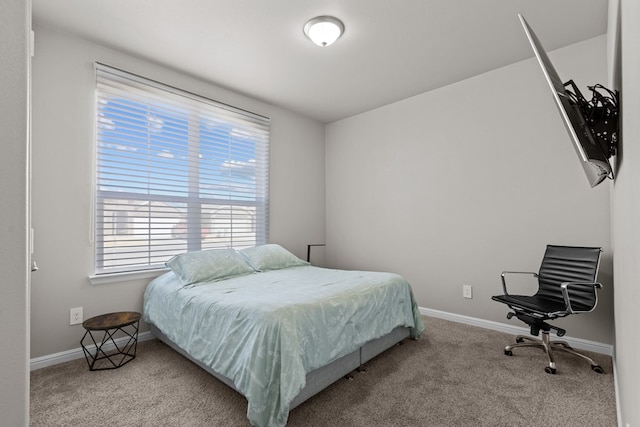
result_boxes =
[564,80,619,159]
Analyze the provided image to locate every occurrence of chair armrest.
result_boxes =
[560,281,603,313]
[500,271,538,295]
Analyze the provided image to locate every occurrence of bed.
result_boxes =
[142,244,425,427]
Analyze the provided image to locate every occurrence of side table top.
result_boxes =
[82,311,141,330]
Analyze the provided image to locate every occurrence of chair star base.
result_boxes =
[504,331,604,374]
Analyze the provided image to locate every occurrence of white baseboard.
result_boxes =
[419,307,614,356]
[30,331,154,371]
[30,309,613,370]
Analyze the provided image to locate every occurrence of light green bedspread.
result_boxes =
[143,266,425,427]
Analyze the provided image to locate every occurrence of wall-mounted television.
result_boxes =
[518,14,619,188]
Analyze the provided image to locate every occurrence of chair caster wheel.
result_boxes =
[544,367,556,374]
[591,365,604,374]
[516,337,524,343]
[504,350,513,356]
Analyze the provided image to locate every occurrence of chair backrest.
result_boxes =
[536,245,602,308]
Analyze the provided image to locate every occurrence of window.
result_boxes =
[94,63,270,275]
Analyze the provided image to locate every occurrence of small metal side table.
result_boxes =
[81,311,141,371]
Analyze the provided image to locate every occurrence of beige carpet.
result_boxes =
[30,316,617,426]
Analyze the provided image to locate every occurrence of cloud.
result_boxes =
[146,115,164,132]
[158,150,174,159]
[102,142,137,152]
[98,114,115,130]
[221,159,256,175]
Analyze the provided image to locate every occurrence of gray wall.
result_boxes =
[325,35,614,344]
[0,0,31,424]
[612,0,640,424]
[30,25,326,358]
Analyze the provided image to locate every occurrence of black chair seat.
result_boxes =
[492,294,566,315]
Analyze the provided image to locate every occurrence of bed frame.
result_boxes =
[149,323,410,410]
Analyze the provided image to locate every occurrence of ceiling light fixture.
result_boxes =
[303,16,345,47]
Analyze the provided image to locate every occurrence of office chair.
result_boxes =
[492,245,604,374]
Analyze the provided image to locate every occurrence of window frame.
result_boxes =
[92,63,270,279]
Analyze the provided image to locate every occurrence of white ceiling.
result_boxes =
[32,0,609,123]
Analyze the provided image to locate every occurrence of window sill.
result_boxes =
[89,268,169,285]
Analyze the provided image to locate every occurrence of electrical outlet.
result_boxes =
[70,307,83,325]
[463,285,473,299]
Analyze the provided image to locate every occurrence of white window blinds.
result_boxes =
[94,63,270,275]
